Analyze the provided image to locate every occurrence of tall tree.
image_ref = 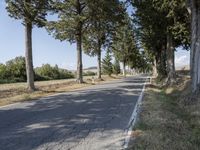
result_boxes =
[83,0,124,79]
[113,58,121,75]
[188,0,200,92]
[6,0,50,91]
[47,0,91,83]
[102,49,113,76]
[111,14,138,77]
[131,0,190,83]
[154,0,190,84]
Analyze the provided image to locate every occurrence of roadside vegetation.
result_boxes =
[0,57,74,84]
[1,0,200,148]
[130,74,200,150]
[0,55,123,84]
[4,0,150,91]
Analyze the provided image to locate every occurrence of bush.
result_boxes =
[58,68,74,79]
[0,57,27,83]
[6,56,27,81]
[83,71,96,76]
[0,64,8,79]
[35,64,74,80]
[0,57,75,83]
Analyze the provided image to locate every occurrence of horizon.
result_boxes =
[0,1,190,70]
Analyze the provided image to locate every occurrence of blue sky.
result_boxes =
[0,1,189,70]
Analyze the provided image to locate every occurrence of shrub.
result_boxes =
[83,71,96,76]
[35,64,74,80]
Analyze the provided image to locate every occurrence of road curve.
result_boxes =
[0,76,147,150]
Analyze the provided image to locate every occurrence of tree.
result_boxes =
[102,50,113,76]
[6,0,50,91]
[154,0,190,84]
[47,0,91,84]
[131,0,190,83]
[188,0,200,92]
[113,58,121,75]
[111,14,138,77]
[35,64,74,80]
[6,56,26,81]
[0,64,8,80]
[83,0,124,79]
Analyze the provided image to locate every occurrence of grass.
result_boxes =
[0,75,122,106]
[129,76,200,150]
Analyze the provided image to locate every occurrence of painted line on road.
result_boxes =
[123,77,149,149]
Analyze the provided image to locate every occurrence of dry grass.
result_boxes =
[0,75,122,106]
[129,76,200,150]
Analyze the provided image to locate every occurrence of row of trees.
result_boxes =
[6,0,199,93]
[130,0,200,92]
[0,56,74,83]
[5,0,146,92]
[131,0,190,83]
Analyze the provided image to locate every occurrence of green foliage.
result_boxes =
[83,0,125,56]
[153,0,190,49]
[131,0,190,76]
[83,71,96,76]
[6,0,51,27]
[0,57,74,84]
[0,64,8,80]
[6,56,26,82]
[111,13,139,69]
[47,0,89,43]
[0,56,26,83]
[113,59,121,75]
[35,64,74,80]
[102,50,113,76]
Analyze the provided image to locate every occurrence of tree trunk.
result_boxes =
[97,40,102,79]
[123,60,126,77]
[25,22,35,91]
[166,34,176,85]
[153,57,158,77]
[190,0,200,92]
[76,24,83,84]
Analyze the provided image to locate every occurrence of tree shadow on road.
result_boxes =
[0,80,143,150]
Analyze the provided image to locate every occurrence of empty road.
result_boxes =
[0,76,147,150]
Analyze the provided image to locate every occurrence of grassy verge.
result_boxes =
[129,76,200,150]
[0,75,121,106]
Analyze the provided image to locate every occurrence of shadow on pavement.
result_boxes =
[0,78,146,150]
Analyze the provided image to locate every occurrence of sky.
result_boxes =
[0,1,190,70]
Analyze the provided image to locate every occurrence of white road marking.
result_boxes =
[123,77,148,149]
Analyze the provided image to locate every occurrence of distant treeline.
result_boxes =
[0,56,74,84]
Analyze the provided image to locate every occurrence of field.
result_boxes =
[0,75,121,106]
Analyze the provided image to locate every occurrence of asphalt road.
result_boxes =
[0,76,147,150]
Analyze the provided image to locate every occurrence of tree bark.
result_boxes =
[76,24,83,83]
[123,60,126,77]
[166,34,176,85]
[153,57,158,77]
[190,0,200,92]
[97,40,102,79]
[25,22,35,91]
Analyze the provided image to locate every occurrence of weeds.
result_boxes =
[130,78,200,150]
